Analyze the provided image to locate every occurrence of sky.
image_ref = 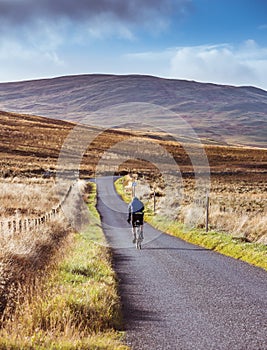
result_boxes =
[0,0,267,90]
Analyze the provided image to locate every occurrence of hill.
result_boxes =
[0,110,266,244]
[0,74,266,148]
[0,110,266,178]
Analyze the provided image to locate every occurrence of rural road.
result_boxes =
[96,177,267,350]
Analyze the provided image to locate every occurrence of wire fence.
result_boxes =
[0,183,74,236]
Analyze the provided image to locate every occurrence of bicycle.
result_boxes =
[134,219,143,250]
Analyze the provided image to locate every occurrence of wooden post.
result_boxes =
[153,191,156,214]
[132,181,137,198]
[13,220,16,233]
[205,193,209,232]
[19,220,22,232]
[132,186,135,198]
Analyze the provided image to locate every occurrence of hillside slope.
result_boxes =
[0,110,266,178]
[0,74,266,147]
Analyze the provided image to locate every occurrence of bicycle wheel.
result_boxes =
[136,226,142,250]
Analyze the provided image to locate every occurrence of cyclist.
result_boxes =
[127,196,144,243]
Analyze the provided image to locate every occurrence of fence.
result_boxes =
[0,183,74,236]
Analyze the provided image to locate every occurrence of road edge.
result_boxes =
[115,177,267,272]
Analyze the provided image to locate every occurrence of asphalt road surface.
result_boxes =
[96,177,267,350]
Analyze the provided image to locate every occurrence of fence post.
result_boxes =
[153,191,156,214]
[1,184,73,235]
[13,220,16,233]
[19,220,22,232]
[205,193,209,232]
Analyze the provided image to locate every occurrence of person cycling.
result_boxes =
[127,196,144,243]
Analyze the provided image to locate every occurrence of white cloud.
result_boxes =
[167,41,267,90]
[169,43,259,87]
[0,33,66,82]
[1,29,267,92]
[0,19,66,62]
[125,41,267,90]
[0,36,64,65]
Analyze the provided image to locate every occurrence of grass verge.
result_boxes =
[0,182,129,349]
[115,177,267,271]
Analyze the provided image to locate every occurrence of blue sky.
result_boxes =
[0,0,267,90]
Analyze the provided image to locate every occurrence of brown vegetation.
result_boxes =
[1,110,266,177]
[1,74,266,147]
[0,180,127,348]
[0,214,71,317]
[129,172,266,244]
[0,174,72,318]
[0,109,265,346]
[0,110,266,243]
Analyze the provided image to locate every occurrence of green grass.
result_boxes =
[115,177,267,271]
[0,182,129,350]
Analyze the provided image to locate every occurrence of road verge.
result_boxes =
[115,177,267,271]
[0,182,129,349]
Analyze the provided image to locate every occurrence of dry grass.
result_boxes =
[180,174,267,243]
[0,230,126,349]
[121,173,267,244]
[1,110,266,178]
[1,110,265,242]
[0,177,58,219]
[115,178,267,270]
[0,215,71,316]
[0,181,128,349]
[0,107,265,346]
[0,175,72,318]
